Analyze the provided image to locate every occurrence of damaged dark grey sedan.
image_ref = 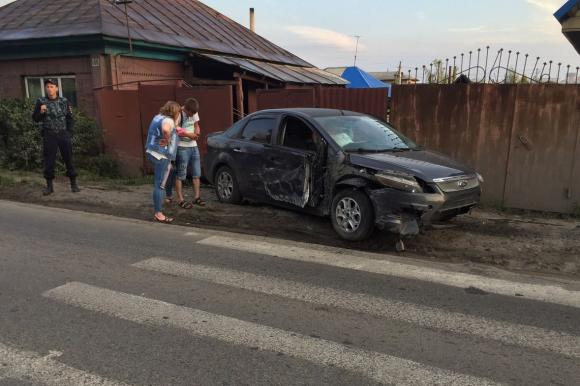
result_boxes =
[204,108,482,244]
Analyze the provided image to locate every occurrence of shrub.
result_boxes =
[0,98,119,177]
[77,154,121,179]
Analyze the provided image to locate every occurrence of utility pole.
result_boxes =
[397,61,402,84]
[353,35,361,67]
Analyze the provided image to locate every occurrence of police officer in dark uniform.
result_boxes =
[32,78,80,195]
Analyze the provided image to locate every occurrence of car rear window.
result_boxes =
[241,118,275,144]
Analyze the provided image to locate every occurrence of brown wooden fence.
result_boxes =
[96,84,233,176]
[252,87,388,119]
[390,84,580,213]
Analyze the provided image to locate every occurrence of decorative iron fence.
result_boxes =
[400,47,580,85]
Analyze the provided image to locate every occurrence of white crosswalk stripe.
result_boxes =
[197,235,580,308]
[133,257,580,359]
[0,341,130,386]
[43,282,505,386]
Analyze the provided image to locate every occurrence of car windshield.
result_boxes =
[314,115,419,152]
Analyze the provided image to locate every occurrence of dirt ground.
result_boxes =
[1,174,579,277]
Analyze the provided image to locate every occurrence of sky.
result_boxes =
[0,0,578,73]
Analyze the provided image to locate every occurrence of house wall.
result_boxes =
[109,56,185,90]
[0,55,186,121]
[0,56,97,117]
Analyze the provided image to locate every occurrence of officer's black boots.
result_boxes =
[42,179,54,196]
[42,178,80,194]
[70,177,80,193]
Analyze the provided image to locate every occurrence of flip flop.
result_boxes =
[193,198,206,207]
[154,216,174,224]
[179,201,194,209]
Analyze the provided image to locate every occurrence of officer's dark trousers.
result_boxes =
[43,131,77,180]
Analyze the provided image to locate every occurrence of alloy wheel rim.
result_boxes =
[335,197,362,233]
[217,172,233,200]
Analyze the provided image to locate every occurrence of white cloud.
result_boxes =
[525,0,562,12]
[285,25,366,52]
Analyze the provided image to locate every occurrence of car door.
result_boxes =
[229,115,278,200]
[262,114,326,209]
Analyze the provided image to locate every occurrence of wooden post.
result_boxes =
[235,74,244,118]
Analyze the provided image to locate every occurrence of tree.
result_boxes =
[427,59,448,84]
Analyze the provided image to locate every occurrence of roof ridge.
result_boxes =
[0,0,313,67]
[191,0,312,67]
[97,0,104,35]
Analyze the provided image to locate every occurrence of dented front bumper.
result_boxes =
[367,187,480,236]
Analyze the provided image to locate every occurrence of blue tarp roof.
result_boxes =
[554,0,579,22]
[341,66,392,97]
[342,66,389,88]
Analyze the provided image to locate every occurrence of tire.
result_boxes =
[331,188,375,241]
[214,165,242,204]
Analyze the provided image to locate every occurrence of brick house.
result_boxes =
[0,0,345,120]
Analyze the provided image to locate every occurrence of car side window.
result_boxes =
[225,118,248,138]
[241,118,275,144]
[281,116,320,152]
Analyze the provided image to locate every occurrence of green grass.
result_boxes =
[571,204,580,219]
[0,170,43,188]
[0,174,17,187]
[0,167,152,191]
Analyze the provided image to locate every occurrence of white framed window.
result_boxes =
[24,76,77,106]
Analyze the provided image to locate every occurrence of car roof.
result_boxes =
[254,108,366,118]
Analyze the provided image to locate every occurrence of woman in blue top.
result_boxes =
[145,101,180,223]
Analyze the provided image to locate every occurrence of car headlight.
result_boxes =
[375,172,422,193]
[476,173,484,184]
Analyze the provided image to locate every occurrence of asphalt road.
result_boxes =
[0,200,579,386]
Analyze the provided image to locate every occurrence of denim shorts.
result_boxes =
[176,146,201,180]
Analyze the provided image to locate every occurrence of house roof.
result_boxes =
[202,54,347,85]
[323,67,348,76]
[554,0,580,54]
[0,0,311,67]
[369,71,417,81]
[554,0,579,22]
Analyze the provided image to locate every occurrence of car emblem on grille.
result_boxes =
[458,180,468,188]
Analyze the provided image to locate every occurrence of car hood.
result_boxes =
[348,150,475,182]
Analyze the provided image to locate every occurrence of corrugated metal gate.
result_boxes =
[254,89,315,111]
[97,84,233,176]
[96,90,142,176]
[316,88,388,118]
[253,87,388,119]
[390,84,580,214]
[175,86,233,154]
[502,86,580,213]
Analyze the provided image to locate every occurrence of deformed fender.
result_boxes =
[367,188,445,236]
[334,177,370,189]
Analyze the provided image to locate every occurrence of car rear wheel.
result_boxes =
[215,166,242,204]
[331,189,375,241]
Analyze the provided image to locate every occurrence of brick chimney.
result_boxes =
[250,8,255,32]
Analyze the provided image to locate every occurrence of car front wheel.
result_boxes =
[215,166,242,204]
[331,189,375,241]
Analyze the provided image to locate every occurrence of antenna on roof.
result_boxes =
[353,35,361,67]
[112,0,134,54]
